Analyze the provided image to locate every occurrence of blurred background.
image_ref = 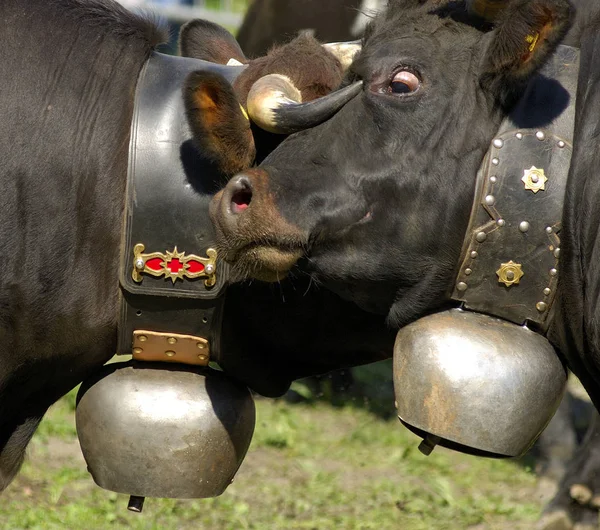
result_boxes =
[116,0,248,53]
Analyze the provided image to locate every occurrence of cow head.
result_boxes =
[180,20,349,177]
[178,20,393,397]
[208,0,573,327]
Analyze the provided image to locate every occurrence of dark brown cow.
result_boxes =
[0,0,382,497]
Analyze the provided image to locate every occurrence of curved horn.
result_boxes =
[247,74,363,134]
[322,40,362,70]
[466,0,509,22]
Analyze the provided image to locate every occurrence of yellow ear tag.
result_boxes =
[239,104,249,122]
[525,32,540,53]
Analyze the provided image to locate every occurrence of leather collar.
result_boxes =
[117,52,243,364]
[451,45,580,333]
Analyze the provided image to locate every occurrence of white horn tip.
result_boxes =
[247,74,302,134]
[322,41,362,70]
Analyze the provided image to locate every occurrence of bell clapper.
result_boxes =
[418,435,441,456]
[127,495,145,513]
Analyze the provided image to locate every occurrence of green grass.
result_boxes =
[204,0,250,12]
[1,387,546,530]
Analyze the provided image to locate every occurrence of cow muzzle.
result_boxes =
[210,169,306,282]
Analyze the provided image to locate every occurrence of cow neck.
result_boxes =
[116,52,243,366]
[450,44,580,334]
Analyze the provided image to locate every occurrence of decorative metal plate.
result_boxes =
[132,330,210,366]
[131,244,217,288]
[451,129,571,327]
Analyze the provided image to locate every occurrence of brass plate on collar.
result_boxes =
[132,330,210,366]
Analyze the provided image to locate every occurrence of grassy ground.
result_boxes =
[203,0,250,12]
[1,369,553,530]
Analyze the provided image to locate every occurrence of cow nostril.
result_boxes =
[230,179,253,214]
[232,189,252,211]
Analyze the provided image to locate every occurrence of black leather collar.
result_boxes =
[451,45,580,332]
[117,52,243,363]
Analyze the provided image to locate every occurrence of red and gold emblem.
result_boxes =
[132,243,217,287]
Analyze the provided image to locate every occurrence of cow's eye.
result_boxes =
[389,70,420,94]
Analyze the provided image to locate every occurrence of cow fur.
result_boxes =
[0,0,165,490]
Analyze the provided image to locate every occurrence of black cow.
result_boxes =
[0,0,395,497]
[0,0,164,491]
[237,0,385,57]
[197,0,600,528]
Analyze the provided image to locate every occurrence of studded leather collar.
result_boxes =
[451,45,580,332]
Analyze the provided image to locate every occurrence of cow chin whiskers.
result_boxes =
[216,234,306,283]
[227,251,299,283]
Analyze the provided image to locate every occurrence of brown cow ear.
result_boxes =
[179,19,247,65]
[184,71,256,176]
[480,0,573,105]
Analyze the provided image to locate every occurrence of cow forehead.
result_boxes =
[372,2,452,33]
[355,31,480,84]
[361,9,482,65]
[359,33,440,69]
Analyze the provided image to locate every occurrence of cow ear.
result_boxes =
[184,71,256,176]
[179,19,247,65]
[480,0,573,105]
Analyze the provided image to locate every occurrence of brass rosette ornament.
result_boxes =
[496,260,524,288]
